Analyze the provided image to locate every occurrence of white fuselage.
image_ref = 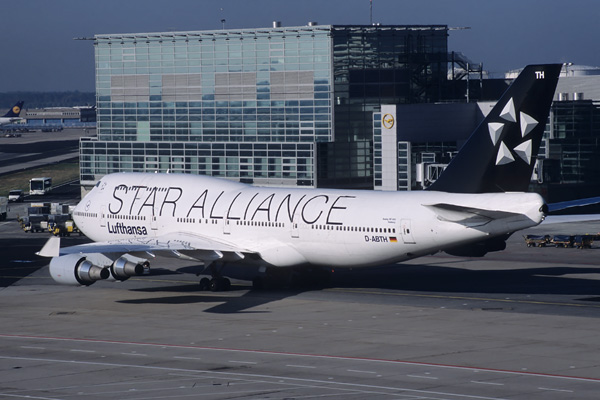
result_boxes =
[73,173,545,268]
[0,117,21,125]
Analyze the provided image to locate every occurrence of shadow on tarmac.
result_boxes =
[328,263,600,295]
[5,235,600,314]
[112,261,600,314]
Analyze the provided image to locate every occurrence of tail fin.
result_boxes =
[2,101,24,118]
[428,64,561,193]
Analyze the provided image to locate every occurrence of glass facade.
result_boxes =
[81,24,449,189]
[332,26,448,143]
[544,100,600,184]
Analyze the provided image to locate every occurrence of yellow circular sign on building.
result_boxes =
[382,113,394,129]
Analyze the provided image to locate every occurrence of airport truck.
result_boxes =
[23,215,49,233]
[29,177,52,195]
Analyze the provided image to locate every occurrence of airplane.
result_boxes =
[38,64,562,291]
[0,101,24,125]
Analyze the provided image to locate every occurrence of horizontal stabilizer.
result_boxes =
[425,203,521,226]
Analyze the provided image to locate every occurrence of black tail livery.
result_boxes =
[429,64,562,193]
[2,101,24,118]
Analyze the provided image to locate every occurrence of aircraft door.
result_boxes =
[100,205,106,227]
[291,222,299,238]
[291,206,301,238]
[400,219,416,244]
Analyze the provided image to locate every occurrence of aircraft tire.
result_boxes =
[222,278,231,291]
[199,277,210,290]
[252,277,264,290]
[209,277,230,292]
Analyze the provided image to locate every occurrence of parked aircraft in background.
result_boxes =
[0,101,24,125]
[38,64,562,291]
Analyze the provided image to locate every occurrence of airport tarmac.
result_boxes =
[0,128,95,175]
[1,201,600,399]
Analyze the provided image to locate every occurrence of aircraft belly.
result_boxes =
[289,234,408,268]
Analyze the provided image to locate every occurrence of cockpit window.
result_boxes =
[95,181,102,188]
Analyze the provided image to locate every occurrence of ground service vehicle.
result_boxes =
[29,177,52,195]
[48,214,79,237]
[552,235,574,248]
[8,190,24,202]
[524,235,550,247]
[574,235,594,249]
[23,215,49,233]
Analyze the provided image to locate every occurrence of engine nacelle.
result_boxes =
[110,257,145,281]
[49,254,110,286]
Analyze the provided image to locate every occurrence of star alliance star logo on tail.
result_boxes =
[489,96,538,166]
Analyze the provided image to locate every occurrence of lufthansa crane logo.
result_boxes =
[12,106,20,114]
[382,114,394,129]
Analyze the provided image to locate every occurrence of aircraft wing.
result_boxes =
[547,196,600,213]
[39,232,255,263]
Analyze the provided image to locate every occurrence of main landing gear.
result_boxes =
[199,276,231,291]
[198,263,231,292]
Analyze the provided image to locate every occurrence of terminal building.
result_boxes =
[23,107,96,127]
[79,23,450,191]
[1,107,96,131]
[539,65,600,202]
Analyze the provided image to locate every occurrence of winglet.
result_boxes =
[36,236,61,258]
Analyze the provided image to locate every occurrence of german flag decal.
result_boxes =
[390,237,398,243]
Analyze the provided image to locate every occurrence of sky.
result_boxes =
[1,0,599,92]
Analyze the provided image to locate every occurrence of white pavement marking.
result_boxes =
[471,381,505,386]
[0,355,513,400]
[347,369,377,374]
[3,334,600,385]
[0,394,64,400]
[407,374,439,380]
[538,387,574,393]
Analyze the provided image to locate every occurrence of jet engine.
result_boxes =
[49,254,110,286]
[109,257,145,281]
